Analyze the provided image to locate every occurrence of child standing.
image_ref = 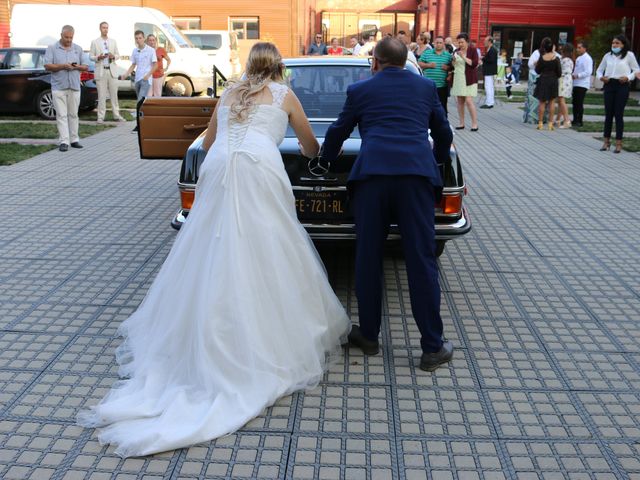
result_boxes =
[505,65,514,99]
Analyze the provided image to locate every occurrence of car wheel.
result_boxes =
[435,240,446,258]
[165,76,193,97]
[36,89,56,120]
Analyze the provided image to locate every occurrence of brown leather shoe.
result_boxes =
[347,325,380,355]
[420,340,454,372]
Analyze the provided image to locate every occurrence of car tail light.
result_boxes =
[180,188,195,210]
[435,192,463,216]
[80,71,94,82]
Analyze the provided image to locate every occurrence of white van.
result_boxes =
[183,30,241,81]
[10,4,212,96]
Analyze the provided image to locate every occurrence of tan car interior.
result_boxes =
[138,97,218,159]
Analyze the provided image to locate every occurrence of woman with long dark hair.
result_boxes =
[450,32,479,131]
[534,37,562,130]
[596,34,640,152]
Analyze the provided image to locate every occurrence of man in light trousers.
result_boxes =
[120,30,156,132]
[44,25,88,152]
[480,36,497,109]
[90,21,125,123]
[120,30,157,100]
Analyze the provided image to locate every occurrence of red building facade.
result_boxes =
[422,0,640,58]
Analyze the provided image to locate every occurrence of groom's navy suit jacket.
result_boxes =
[321,66,452,192]
[321,66,453,353]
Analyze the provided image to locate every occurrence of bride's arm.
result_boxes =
[284,90,320,158]
[202,100,221,151]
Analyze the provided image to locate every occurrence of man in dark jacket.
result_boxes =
[321,37,454,372]
[481,36,497,108]
[307,33,327,55]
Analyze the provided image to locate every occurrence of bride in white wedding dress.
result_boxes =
[77,42,350,457]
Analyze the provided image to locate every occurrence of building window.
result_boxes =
[173,17,201,30]
[230,17,260,40]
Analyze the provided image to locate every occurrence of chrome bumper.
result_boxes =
[172,207,471,240]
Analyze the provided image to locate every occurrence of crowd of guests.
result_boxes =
[44,21,173,149]
[310,31,640,152]
[524,34,639,153]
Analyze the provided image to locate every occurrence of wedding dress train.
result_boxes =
[77,81,350,457]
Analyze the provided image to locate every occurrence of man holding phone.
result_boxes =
[90,22,124,124]
[44,25,88,152]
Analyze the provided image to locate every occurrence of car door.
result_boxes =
[0,49,11,110]
[0,49,49,113]
[137,96,218,159]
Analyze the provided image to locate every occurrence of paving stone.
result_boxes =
[7,373,115,421]
[288,434,396,480]
[176,433,289,479]
[399,438,507,480]
[9,304,101,335]
[390,347,477,389]
[395,388,494,437]
[486,391,591,439]
[472,349,565,390]
[296,385,392,435]
[503,441,619,479]
[550,351,640,391]
[575,392,640,440]
[323,346,389,385]
[0,332,70,371]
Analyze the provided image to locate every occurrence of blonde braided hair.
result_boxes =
[227,42,286,121]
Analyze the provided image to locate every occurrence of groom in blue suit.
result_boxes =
[321,37,454,371]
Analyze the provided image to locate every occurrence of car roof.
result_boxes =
[1,47,45,52]
[283,56,371,67]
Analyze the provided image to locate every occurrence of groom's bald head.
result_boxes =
[373,37,407,68]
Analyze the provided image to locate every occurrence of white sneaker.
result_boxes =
[114,116,126,122]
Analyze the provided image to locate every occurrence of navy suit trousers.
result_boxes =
[351,175,444,353]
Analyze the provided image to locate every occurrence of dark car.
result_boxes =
[0,47,98,120]
[137,57,470,256]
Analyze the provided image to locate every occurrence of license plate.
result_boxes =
[294,189,347,220]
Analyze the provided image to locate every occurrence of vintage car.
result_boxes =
[0,47,98,120]
[137,56,470,256]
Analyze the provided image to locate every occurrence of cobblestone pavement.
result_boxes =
[0,97,639,480]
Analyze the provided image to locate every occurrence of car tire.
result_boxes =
[435,240,446,258]
[165,76,193,97]
[36,89,56,120]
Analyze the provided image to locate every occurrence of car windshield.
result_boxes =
[187,34,221,50]
[286,65,372,119]
[162,24,194,48]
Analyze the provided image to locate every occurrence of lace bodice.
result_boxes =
[217,82,290,150]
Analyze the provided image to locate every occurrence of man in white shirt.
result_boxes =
[349,37,362,56]
[358,34,376,56]
[571,41,593,127]
[90,22,124,123]
[120,30,157,100]
[397,30,419,69]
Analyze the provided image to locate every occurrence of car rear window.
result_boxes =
[286,65,372,119]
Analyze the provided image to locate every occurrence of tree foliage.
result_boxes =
[583,19,624,67]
